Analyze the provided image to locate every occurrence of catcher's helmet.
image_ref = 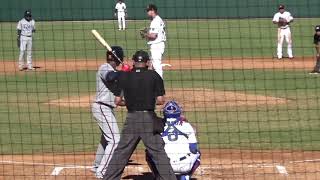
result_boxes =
[107,46,124,65]
[24,10,32,18]
[132,50,150,63]
[315,25,320,32]
[163,101,182,119]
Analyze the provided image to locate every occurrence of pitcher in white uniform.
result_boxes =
[17,10,36,71]
[144,4,166,78]
[272,5,294,59]
[114,0,127,30]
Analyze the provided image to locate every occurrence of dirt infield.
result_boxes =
[46,88,288,110]
[1,149,320,180]
[0,57,316,74]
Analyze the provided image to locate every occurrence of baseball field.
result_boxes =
[1,18,320,179]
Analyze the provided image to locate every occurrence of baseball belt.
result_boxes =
[96,101,114,109]
[179,153,191,161]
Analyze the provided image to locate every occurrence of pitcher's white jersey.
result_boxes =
[115,2,126,14]
[148,15,166,45]
[162,119,197,159]
[272,11,293,29]
[272,11,294,59]
[17,18,35,37]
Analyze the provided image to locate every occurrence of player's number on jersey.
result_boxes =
[168,132,178,142]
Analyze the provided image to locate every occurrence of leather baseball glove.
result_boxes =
[139,27,149,39]
[278,17,288,26]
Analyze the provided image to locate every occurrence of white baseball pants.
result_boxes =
[18,36,33,69]
[117,12,126,30]
[277,27,293,59]
[92,103,120,178]
[170,153,200,174]
[150,42,165,78]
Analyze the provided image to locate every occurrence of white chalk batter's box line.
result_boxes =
[1,158,320,176]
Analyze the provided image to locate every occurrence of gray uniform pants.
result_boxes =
[92,103,120,177]
[103,111,176,180]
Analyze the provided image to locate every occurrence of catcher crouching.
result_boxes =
[146,101,201,180]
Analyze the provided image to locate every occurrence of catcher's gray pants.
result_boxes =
[103,111,176,180]
[92,103,120,177]
[19,35,33,69]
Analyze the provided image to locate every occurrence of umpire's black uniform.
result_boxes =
[103,51,176,180]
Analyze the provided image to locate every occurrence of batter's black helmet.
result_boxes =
[106,46,124,65]
[24,10,32,18]
[132,50,150,63]
[315,25,320,32]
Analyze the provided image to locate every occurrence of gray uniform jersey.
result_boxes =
[17,18,35,37]
[95,63,116,107]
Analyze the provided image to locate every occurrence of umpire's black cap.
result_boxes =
[132,50,150,63]
[316,25,320,32]
[146,4,157,12]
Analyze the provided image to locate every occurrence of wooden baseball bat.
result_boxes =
[91,29,123,65]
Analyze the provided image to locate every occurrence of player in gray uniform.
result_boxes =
[91,46,124,179]
[17,10,36,71]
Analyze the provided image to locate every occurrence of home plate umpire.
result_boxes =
[103,50,176,180]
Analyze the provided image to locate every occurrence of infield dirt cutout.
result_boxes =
[46,88,288,110]
[0,57,317,74]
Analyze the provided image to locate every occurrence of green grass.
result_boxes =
[0,18,319,60]
[1,18,320,154]
[1,69,320,154]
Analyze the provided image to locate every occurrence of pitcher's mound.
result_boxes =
[46,88,288,111]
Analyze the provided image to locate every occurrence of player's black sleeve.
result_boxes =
[105,71,119,82]
[113,72,125,97]
[154,72,165,97]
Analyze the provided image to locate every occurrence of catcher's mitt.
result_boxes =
[139,27,149,39]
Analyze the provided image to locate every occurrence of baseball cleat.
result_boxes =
[289,57,294,60]
[309,70,320,74]
[27,67,36,71]
[95,172,103,179]
[90,166,98,173]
